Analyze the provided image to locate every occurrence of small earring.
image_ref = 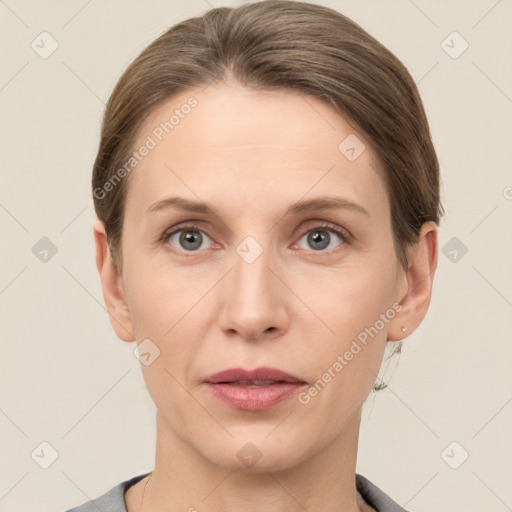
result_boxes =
[401,326,406,332]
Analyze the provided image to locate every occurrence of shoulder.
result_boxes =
[356,474,412,512]
[62,473,151,512]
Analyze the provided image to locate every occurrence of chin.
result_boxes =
[200,432,312,474]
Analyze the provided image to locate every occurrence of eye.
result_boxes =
[160,221,351,254]
[295,223,349,252]
[163,224,213,252]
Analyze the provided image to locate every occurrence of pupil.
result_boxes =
[309,230,329,250]
[181,231,202,250]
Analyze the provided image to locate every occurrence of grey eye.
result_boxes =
[169,229,211,251]
[297,229,343,251]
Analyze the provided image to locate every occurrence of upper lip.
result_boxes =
[204,367,306,384]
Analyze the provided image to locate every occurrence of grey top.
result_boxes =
[64,472,410,512]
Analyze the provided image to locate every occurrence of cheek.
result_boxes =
[123,255,196,336]
[293,258,396,404]
[123,262,207,388]
[294,298,389,442]
[297,259,397,345]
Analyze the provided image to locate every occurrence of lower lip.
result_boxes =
[205,382,306,411]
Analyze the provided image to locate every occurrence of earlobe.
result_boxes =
[388,221,438,341]
[93,220,135,342]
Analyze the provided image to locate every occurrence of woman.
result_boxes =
[67,1,442,510]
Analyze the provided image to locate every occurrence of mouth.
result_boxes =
[203,367,307,411]
[219,380,292,387]
[204,366,306,385]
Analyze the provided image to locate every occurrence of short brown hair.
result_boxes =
[92,0,444,272]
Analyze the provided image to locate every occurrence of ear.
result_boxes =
[387,221,438,341]
[93,219,135,342]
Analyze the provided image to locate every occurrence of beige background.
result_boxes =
[1,1,511,511]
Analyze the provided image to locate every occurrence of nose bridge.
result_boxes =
[234,234,272,295]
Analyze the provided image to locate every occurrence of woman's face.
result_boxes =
[112,80,410,471]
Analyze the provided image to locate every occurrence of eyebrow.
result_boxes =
[146,195,369,217]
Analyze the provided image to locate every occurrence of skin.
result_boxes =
[94,79,438,512]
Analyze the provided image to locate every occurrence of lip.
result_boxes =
[204,367,305,384]
[204,367,307,411]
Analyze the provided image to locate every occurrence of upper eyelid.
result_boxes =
[164,221,348,236]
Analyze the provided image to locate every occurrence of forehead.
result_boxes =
[125,81,389,221]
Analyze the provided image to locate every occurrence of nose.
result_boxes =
[217,240,289,342]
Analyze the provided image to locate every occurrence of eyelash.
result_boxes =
[160,222,352,255]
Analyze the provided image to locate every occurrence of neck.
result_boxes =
[137,409,366,512]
